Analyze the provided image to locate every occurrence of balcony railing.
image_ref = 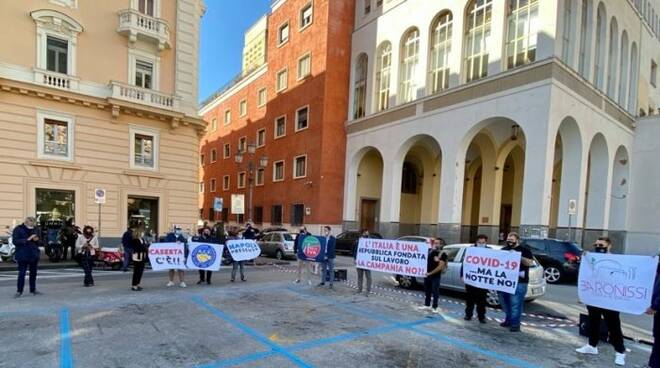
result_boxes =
[110,81,180,111]
[117,8,170,50]
[33,68,79,90]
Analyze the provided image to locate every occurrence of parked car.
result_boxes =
[395,244,547,307]
[335,231,382,256]
[256,226,288,240]
[257,231,296,260]
[396,236,434,245]
[520,238,582,284]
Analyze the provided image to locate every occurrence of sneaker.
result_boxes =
[575,345,599,355]
[166,281,175,287]
[478,318,487,324]
[30,291,42,296]
[499,321,510,328]
[432,308,442,314]
[294,279,301,284]
[230,279,235,282]
[464,316,472,321]
[206,281,211,285]
[14,292,21,298]
[614,353,625,366]
[417,305,431,311]
[179,282,187,288]
[196,280,204,285]
[317,283,325,287]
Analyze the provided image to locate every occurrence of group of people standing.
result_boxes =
[293,226,338,289]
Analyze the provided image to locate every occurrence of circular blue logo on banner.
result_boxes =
[191,244,217,268]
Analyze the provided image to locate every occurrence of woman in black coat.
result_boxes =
[130,229,148,291]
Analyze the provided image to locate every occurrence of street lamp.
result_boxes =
[234,142,268,223]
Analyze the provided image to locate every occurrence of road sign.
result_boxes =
[568,199,577,215]
[94,188,106,204]
[213,197,223,212]
[231,194,245,215]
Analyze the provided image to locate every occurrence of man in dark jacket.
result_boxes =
[13,217,42,298]
[353,229,372,296]
[647,261,660,368]
[58,217,78,261]
[463,234,489,323]
[242,223,257,240]
[318,226,336,289]
[294,227,311,284]
[121,227,133,272]
[192,227,216,285]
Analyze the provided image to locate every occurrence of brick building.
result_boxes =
[198,0,354,232]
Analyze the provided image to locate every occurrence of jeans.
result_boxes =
[651,312,659,368]
[465,285,487,320]
[231,261,245,280]
[587,306,625,353]
[81,252,94,286]
[320,258,335,285]
[424,276,441,308]
[17,260,38,294]
[122,248,133,271]
[498,283,527,328]
[357,268,372,293]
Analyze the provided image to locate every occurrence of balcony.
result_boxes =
[117,9,170,50]
[33,68,79,91]
[110,81,180,111]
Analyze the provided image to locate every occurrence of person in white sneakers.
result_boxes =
[164,225,187,288]
[575,237,626,366]
[417,239,448,314]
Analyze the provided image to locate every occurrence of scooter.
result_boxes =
[0,236,15,262]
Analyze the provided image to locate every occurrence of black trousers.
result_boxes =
[650,312,659,368]
[424,276,441,309]
[132,261,145,287]
[199,270,212,282]
[62,244,75,260]
[17,260,38,293]
[465,285,487,320]
[587,306,625,353]
[81,253,94,285]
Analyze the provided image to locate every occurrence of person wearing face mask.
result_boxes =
[192,227,216,285]
[12,216,42,298]
[59,217,78,261]
[294,226,311,284]
[130,227,148,291]
[353,229,373,296]
[75,225,99,287]
[498,232,534,332]
[463,234,489,323]
[576,237,626,366]
[165,225,187,288]
[318,226,336,289]
[418,238,448,314]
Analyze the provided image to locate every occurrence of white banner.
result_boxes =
[148,242,187,271]
[578,253,658,315]
[186,242,224,271]
[226,239,261,262]
[462,247,522,294]
[355,238,428,277]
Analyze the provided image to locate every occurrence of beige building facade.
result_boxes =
[0,0,205,241]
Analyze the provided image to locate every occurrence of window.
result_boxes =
[37,111,74,161]
[130,127,158,170]
[291,204,305,226]
[594,3,606,90]
[271,205,283,225]
[254,206,264,224]
[429,12,453,93]
[211,118,217,131]
[278,22,290,45]
[277,69,288,92]
[135,60,153,89]
[199,181,204,193]
[238,172,246,189]
[300,3,313,29]
[223,175,230,191]
[224,109,231,125]
[561,0,574,65]
[375,42,392,111]
[138,0,154,16]
[257,88,267,107]
[223,143,230,159]
[295,106,309,131]
[364,0,371,14]
[273,160,285,182]
[238,136,247,152]
[353,54,368,119]
[210,178,216,192]
[239,99,247,116]
[256,168,265,186]
[211,149,217,162]
[294,155,307,178]
[606,18,619,99]
[46,36,68,74]
[36,189,75,222]
[257,129,266,147]
[617,31,629,104]
[297,53,311,80]
[465,0,492,82]
[628,43,639,113]
[652,60,657,88]
[275,116,286,138]
[399,28,420,103]
[578,0,593,79]
[506,0,538,69]
[200,153,205,166]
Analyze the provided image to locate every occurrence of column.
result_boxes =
[437,145,465,244]
[378,154,403,238]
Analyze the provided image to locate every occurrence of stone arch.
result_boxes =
[583,133,610,232]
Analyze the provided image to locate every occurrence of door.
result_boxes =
[128,196,159,237]
[360,199,378,233]
[499,204,512,236]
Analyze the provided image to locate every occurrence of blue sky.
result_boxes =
[199,0,272,103]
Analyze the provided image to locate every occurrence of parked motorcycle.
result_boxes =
[0,235,15,262]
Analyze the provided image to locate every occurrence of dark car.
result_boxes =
[335,231,382,256]
[520,238,582,284]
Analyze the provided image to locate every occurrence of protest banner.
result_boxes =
[296,235,327,262]
[578,253,658,315]
[226,240,261,262]
[148,242,187,271]
[462,247,521,294]
[186,242,224,271]
[355,238,428,277]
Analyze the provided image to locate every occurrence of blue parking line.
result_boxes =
[190,296,314,368]
[59,308,73,368]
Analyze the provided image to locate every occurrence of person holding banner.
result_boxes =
[130,229,148,291]
[353,229,373,296]
[648,261,660,368]
[165,225,188,288]
[318,226,336,289]
[294,227,312,285]
[576,237,626,366]
[498,232,534,332]
[192,227,216,285]
[228,227,246,282]
[463,234,489,323]
[418,239,448,313]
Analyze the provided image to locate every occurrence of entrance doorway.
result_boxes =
[360,199,378,233]
[128,196,159,237]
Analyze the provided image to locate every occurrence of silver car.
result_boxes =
[396,244,547,307]
[257,231,296,260]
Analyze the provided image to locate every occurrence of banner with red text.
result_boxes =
[355,238,428,277]
[148,242,187,271]
[462,247,521,294]
[578,253,658,315]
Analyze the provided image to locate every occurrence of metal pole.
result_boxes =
[248,173,254,223]
[98,203,102,238]
[568,214,572,242]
